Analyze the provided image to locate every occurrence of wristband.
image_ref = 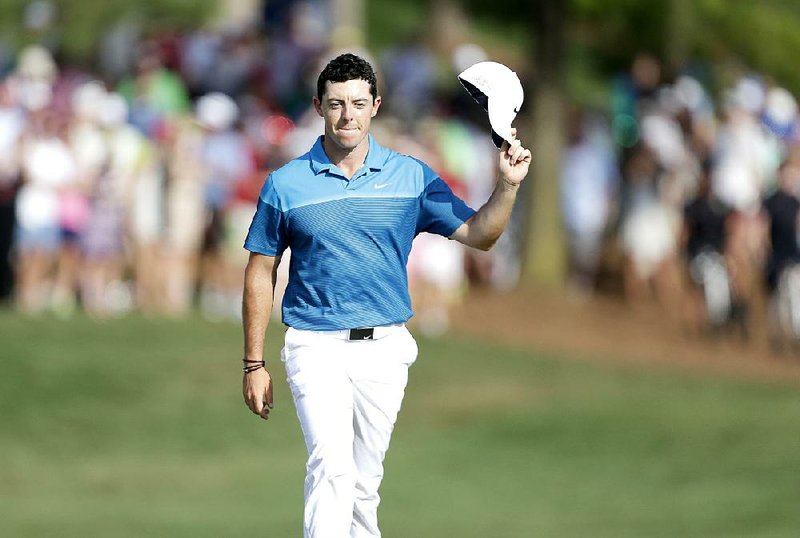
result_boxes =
[243,361,266,373]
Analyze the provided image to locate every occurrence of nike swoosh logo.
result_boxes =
[374,183,390,189]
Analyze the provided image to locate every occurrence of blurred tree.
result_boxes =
[0,0,214,66]
[457,0,569,288]
[693,0,800,93]
[523,0,568,288]
[665,0,693,74]
[448,0,800,289]
[567,0,800,94]
[331,0,366,48]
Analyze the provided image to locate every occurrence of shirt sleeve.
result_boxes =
[416,163,476,237]
[243,175,288,256]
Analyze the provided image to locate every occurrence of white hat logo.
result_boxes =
[458,61,524,148]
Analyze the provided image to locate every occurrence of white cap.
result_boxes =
[725,76,765,115]
[19,79,52,111]
[72,81,107,121]
[458,61,524,148]
[196,92,238,131]
[451,43,488,75]
[674,75,706,113]
[16,44,57,81]
[100,93,129,127]
[764,87,797,128]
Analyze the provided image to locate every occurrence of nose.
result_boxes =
[340,103,354,122]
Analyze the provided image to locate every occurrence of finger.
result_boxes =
[510,127,517,139]
[260,381,271,419]
[243,388,256,413]
[506,139,521,156]
[252,392,264,415]
[520,149,532,163]
[510,145,525,164]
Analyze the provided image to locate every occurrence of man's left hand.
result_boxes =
[498,128,532,186]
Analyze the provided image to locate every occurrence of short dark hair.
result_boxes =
[316,53,378,102]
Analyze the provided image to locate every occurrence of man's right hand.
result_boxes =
[243,367,274,420]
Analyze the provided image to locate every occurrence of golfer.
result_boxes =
[241,53,531,538]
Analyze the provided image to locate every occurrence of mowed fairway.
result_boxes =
[1,311,798,538]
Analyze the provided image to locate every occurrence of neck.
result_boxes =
[323,135,370,179]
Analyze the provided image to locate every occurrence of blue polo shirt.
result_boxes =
[244,135,476,330]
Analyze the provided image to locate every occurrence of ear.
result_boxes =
[371,95,382,118]
[312,96,323,117]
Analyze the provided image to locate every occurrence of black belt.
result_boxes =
[348,328,375,341]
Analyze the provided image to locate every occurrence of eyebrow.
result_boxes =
[326,97,370,103]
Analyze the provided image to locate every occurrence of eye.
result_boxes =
[355,102,366,109]
[329,102,341,109]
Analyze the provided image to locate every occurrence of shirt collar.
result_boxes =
[309,134,387,177]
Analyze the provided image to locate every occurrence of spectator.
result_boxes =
[680,159,733,334]
[560,107,618,299]
[117,40,190,140]
[16,109,76,313]
[194,92,256,320]
[380,33,437,131]
[619,142,680,311]
[53,81,106,316]
[162,115,205,316]
[762,150,800,348]
[0,80,24,301]
[710,77,776,335]
[110,86,164,314]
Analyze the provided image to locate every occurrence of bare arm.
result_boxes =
[450,130,532,251]
[242,252,281,420]
[451,178,521,251]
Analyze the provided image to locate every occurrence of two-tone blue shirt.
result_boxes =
[244,134,476,330]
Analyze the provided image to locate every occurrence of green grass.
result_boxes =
[0,311,798,537]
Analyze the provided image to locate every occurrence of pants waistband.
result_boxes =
[301,323,405,341]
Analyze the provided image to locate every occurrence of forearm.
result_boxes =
[447,132,531,251]
[461,177,521,251]
[242,256,278,361]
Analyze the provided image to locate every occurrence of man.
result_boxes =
[680,160,733,332]
[241,53,531,538]
[763,153,800,346]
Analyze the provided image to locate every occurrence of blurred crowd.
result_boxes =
[0,1,510,336]
[4,1,800,348]
[565,52,800,349]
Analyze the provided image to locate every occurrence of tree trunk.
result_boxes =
[330,0,366,47]
[665,0,693,76]
[520,0,568,289]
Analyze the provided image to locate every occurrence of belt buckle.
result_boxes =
[348,328,374,341]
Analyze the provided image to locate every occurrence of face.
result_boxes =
[313,79,381,153]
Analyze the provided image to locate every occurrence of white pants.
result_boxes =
[281,325,418,538]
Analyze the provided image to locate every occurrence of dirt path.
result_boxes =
[448,288,800,384]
